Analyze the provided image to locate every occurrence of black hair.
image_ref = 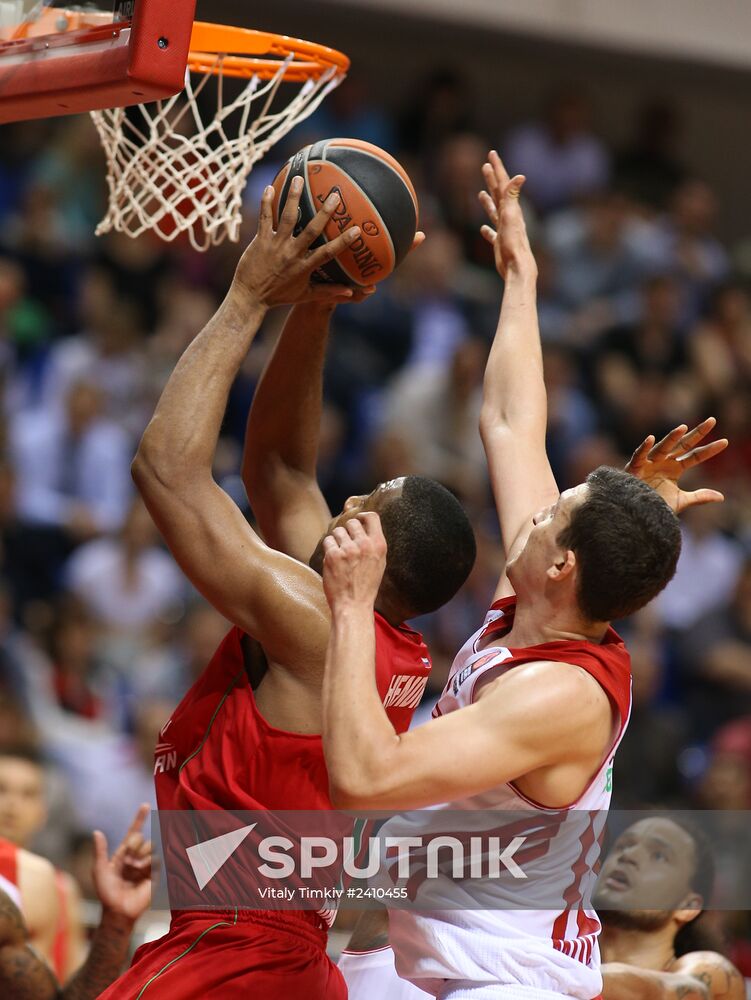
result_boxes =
[670,817,723,957]
[557,467,681,622]
[0,745,45,768]
[379,476,476,617]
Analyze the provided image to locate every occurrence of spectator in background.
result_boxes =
[0,746,86,980]
[433,133,497,272]
[63,498,184,637]
[44,602,106,721]
[398,69,474,162]
[41,266,149,437]
[611,608,688,807]
[126,603,229,714]
[678,558,751,739]
[656,502,744,635]
[297,74,395,152]
[614,99,687,211]
[0,256,52,415]
[643,178,729,324]
[9,377,132,538]
[590,274,697,452]
[505,86,610,214]
[0,460,71,619]
[381,336,487,503]
[690,281,751,400]
[544,191,658,341]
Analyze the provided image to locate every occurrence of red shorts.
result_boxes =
[98,909,347,1000]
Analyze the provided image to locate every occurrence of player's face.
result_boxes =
[309,478,406,574]
[593,818,698,918]
[506,484,588,592]
[0,758,47,846]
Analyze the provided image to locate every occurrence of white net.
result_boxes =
[91,55,344,253]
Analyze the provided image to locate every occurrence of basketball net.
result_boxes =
[91,56,343,252]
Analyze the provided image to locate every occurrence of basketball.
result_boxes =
[271,138,419,286]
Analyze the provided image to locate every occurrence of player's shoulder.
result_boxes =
[0,888,27,946]
[479,658,611,723]
[16,848,56,897]
[672,951,746,999]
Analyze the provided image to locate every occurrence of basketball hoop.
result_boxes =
[90,22,350,252]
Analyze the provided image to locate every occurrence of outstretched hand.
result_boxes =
[92,804,153,924]
[626,417,728,514]
[234,178,365,309]
[322,513,387,612]
[479,150,536,280]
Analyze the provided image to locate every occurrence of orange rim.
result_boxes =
[188,23,350,81]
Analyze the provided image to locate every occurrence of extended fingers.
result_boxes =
[627,435,656,472]
[479,190,499,226]
[308,226,362,271]
[258,186,275,236]
[277,176,304,237]
[648,424,688,460]
[674,416,718,453]
[489,150,511,191]
[677,438,729,470]
[300,189,341,246]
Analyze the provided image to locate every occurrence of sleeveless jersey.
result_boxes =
[0,839,71,980]
[388,597,632,999]
[0,838,22,912]
[154,614,431,926]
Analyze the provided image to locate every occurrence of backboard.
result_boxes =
[0,1,196,123]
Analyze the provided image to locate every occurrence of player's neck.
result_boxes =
[503,597,609,649]
[599,924,676,971]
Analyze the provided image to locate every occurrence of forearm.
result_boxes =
[323,604,398,806]
[244,303,334,486]
[602,964,707,1000]
[62,911,134,1000]
[480,266,544,435]
[135,283,267,485]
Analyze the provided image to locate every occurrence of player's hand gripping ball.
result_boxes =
[271,138,419,286]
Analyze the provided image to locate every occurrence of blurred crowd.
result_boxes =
[0,71,750,962]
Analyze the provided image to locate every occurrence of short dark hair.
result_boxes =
[671,818,721,956]
[0,745,45,769]
[380,476,476,617]
[557,467,681,622]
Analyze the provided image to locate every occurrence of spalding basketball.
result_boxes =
[271,138,419,286]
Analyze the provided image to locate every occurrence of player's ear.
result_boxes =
[547,548,576,583]
[674,893,703,927]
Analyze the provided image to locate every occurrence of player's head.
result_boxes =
[310,476,476,618]
[594,817,714,944]
[506,467,681,625]
[0,746,47,848]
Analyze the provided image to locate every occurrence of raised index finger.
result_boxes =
[300,190,342,248]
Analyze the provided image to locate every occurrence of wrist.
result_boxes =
[505,259,538,284]
[228,279,270,318]
[331,599,375,625]
[99,908,136,935]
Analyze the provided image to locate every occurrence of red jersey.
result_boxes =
[0,839,69,983]
[154,613,431,815]
[0,838,21,912]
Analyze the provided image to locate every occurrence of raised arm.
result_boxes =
[0,806,153,1000]
[243,302,342,563]
[133,181,361,669]
[478,152,559,597]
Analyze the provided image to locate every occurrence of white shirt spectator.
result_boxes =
[655,523,745,631]
[9,384,132,533]
[505,123,610,214]
[64,538,185,632]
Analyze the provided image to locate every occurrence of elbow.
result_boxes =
[328,768,385,811]
[480,408,511,443]
[132,430,189,494]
